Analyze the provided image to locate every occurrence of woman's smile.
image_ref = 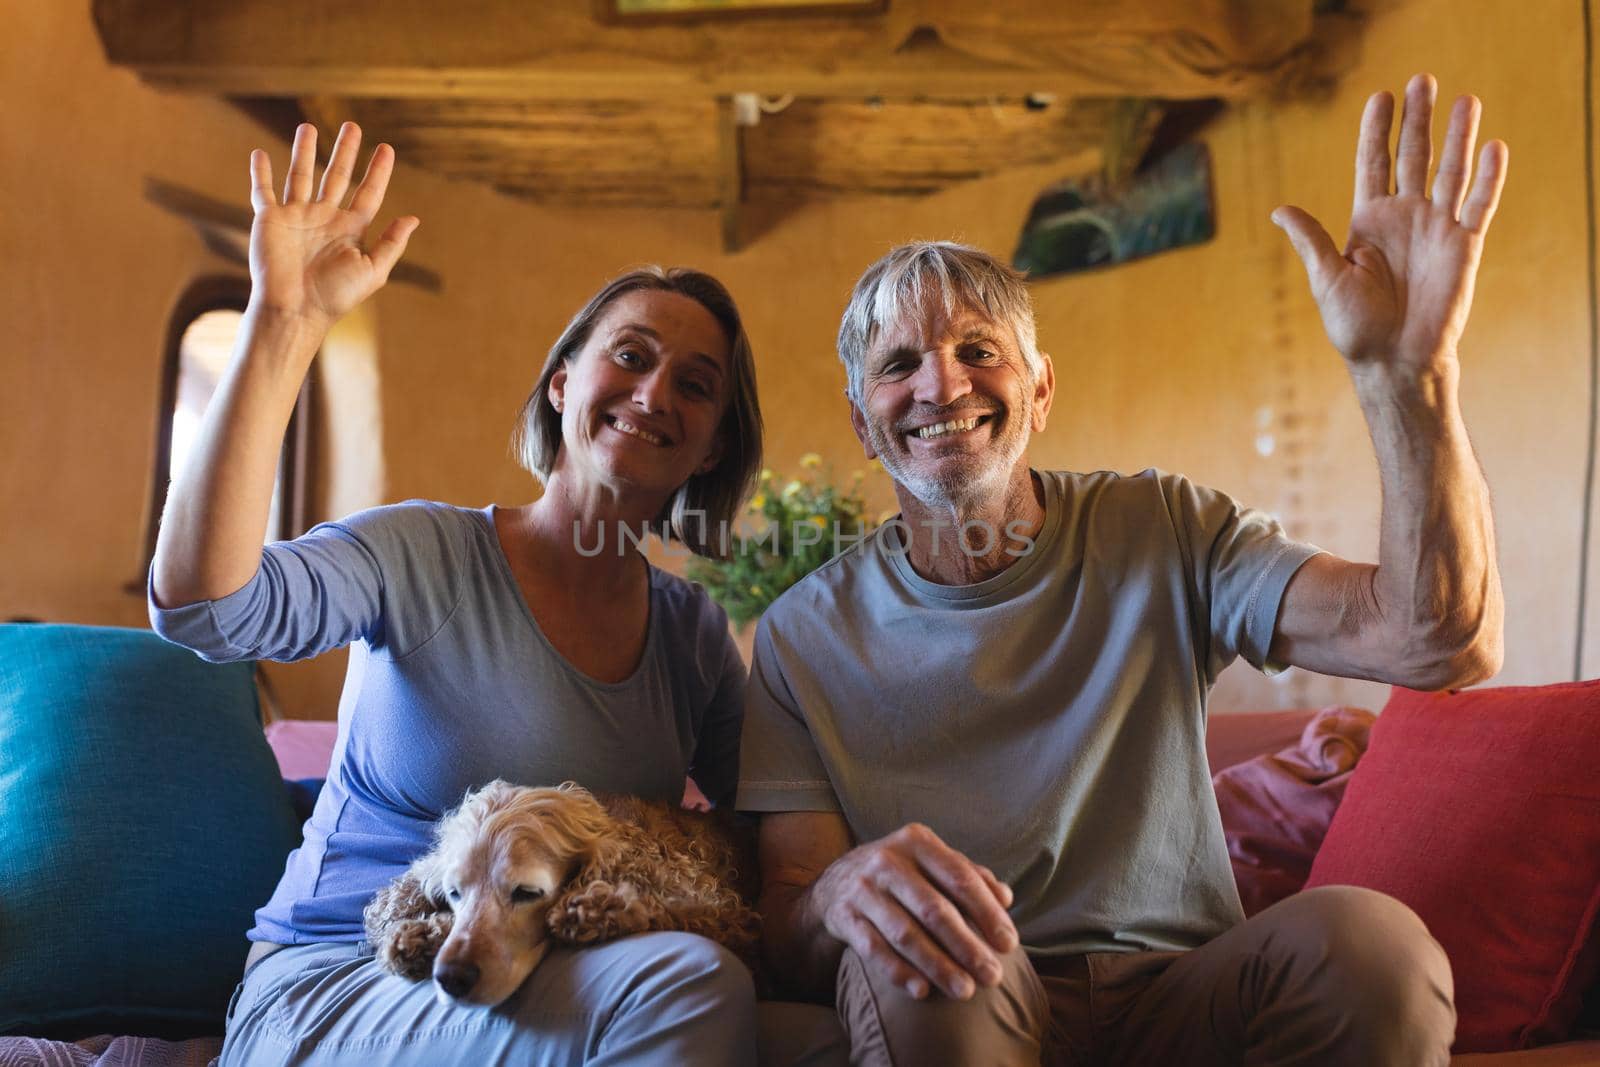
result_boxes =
[603,413,672,447]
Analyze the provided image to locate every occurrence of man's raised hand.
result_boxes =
[1271,74,1508,374]
[248,122,420,329]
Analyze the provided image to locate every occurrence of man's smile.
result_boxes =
[916,415,992,440]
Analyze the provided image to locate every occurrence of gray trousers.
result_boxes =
[834,886,1456,1067]
[218,931,846,1067]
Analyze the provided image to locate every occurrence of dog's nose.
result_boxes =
[434,962,481,1000]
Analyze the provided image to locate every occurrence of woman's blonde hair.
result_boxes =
[510,267,763,560]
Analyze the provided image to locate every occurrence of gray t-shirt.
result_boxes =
[151,500,745,943]
[736,468,1321,956]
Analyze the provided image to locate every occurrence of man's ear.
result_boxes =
[848,396,878,460]
[1030,353,1055,433]
[548,366,568,414]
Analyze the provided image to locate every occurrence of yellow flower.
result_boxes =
[799,452,822,470]
[759,468,774,483]
[782,481,802,500]
[868,459,884,472]
[749,584,764,597]
[809,515,827,529]
[749,493,766,510]
[850,468,865,482]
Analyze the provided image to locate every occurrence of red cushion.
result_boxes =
[1304,681,1600,1053]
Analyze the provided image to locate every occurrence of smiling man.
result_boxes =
[738,74,1506,1066]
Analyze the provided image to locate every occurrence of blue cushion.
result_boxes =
[0,624,301,1038]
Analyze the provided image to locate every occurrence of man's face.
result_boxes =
[850,298,1053,510]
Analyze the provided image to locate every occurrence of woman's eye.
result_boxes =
[446,888,461,903]
[683,379,712,399]
[512,886,547,903]
[616,348,644,366]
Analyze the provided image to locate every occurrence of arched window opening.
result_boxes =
[135,278,316,590]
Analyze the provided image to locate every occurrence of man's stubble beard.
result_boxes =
[868,406,1031,513]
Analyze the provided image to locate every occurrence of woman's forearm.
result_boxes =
[150,303,328,607]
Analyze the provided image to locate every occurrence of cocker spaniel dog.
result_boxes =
[362,779,760,1006]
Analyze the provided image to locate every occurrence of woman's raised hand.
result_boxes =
[248,122,420,328]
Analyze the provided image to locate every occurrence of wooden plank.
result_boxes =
[717,96,744,253]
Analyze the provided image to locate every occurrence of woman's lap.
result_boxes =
[220,931,759,1067]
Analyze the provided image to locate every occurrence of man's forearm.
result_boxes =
[760,881,846,1002]
[1355,357,1504,687]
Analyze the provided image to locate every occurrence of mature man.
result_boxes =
[737,74,1506,1066]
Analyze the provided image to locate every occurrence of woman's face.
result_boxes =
[548,288,732,505]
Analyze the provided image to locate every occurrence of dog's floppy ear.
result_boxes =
[407,848,453,910]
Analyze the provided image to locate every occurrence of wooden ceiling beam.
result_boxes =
[119,64,1295,103]
[94,0,1342,103]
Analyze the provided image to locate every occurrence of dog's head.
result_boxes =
[411,779,610,1006]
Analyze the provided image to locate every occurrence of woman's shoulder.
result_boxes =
[652,565,740,660]
[650,566,744,709]
[323,499,492,558]
[650,564,726,626]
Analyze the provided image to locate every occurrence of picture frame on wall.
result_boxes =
[597,0,886,22]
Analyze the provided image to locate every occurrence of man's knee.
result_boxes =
[1268,885,1455,1057]
[834,945,1046,1067]
[1285,885,1452,995]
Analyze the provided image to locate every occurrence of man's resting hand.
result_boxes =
[809,822,1018,1000]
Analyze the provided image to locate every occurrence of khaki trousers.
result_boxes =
[834,885,1456,1067]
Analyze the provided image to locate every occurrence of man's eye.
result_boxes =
[512,886,547,903]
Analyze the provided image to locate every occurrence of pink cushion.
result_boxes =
[1305,681,1600,1053]
[263,719,338,780]
[1213,705,1374,916]
[1206,710,1318,775]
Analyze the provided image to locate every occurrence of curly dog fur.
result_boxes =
[363,780,760,1006]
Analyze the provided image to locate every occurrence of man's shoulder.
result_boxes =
[1046,467,1223,526]
[761,522,891,629]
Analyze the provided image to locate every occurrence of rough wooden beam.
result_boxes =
[324,97,723,209]
[744,96,1120,200]
[93,0,1340,103]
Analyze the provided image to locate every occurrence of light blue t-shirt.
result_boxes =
[151,501,745,944]
[737,469,1321,956]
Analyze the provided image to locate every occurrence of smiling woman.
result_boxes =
[145,122,774,1066]
[513,273,763,559]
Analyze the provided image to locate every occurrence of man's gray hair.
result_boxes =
[836,241,1041,405]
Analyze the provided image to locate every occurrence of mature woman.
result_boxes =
[150,122,764,1066]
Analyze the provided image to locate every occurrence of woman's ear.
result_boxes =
[697,434,725,475]
[548,366,568,414]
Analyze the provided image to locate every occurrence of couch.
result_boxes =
[1,623,1597,1065]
